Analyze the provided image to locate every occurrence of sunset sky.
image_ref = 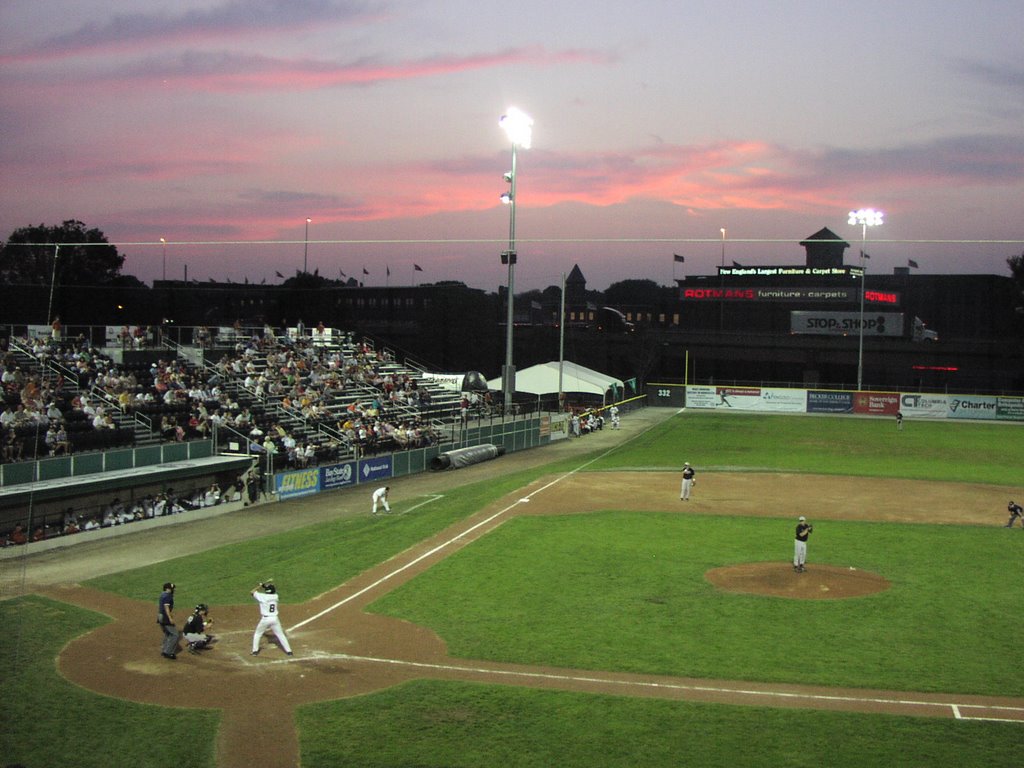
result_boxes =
[3,0,1023,291]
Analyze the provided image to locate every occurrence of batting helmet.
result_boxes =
[195,603,208,613]
[263,583,276,594]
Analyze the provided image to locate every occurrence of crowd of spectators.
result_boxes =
[209,324,447,459]
[1,335,133,462]
[1,469,262,548]
[2,322,459,468]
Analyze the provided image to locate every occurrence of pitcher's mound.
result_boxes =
[706,563,890,600]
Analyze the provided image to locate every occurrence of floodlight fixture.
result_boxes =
[499,107,533,148]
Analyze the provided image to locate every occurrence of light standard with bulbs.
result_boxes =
[499,107,532,415]
[303,217,312,273]
[160,238,167,281]
[848,208,883,391]
[718,228,726,332]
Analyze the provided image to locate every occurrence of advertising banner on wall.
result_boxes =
[320,461,357,491]
[997,397,1024,421]
[807,390,854,413]
[685,386,804,411]
[684,386,719,409]
[852,392,900,415]
[755,388,806,412]
[948,395,998,420]
[544,414,570,441]
[275,468,321,499]
[358,456,393,483]
[898,393,949,419]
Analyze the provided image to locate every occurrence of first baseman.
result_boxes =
[251,582,293,656]
[371,485,391,515]
[794,516,813,572]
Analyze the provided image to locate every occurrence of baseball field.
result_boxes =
[2,407,1023,767]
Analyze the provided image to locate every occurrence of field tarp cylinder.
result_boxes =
[430,443,504,471]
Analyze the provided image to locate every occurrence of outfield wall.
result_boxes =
[646,384,1024,422]
[273,414,556,501]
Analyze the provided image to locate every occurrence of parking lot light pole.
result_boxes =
[848,208,883,391]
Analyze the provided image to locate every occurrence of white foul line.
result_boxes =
[398,494,445,516]
[289,429,655,633]
[310,652,1024,722]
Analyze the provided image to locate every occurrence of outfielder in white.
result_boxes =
[251,583,293,656]
[609,404,620,429]
[371,485,391,515]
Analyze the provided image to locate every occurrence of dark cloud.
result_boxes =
[957,59,1024,94]
[6,0,379,61]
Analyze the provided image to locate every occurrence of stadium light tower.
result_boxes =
[848,208,883,391]
[499,107,532,415]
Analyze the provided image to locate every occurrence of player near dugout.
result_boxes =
[371,485,391,515]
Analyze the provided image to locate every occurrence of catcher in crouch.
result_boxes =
[182,603,215,653]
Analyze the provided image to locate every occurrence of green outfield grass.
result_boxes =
[600,411,1022,484]
[4,410,1024,767]
[372,512,1024,695]
[295,679,1021,768]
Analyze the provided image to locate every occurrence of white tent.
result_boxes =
[487,361,624,398]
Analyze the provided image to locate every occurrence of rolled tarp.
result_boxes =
[430,443,504,471]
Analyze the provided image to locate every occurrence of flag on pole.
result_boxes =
[414,264,424,272]
[908,259,919,268]
[362,267,369,275]
[386,266,391,277]
[673,254,685,263]
[339,269,346,277]
[860,250,871,260]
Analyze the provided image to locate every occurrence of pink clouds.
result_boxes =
[9,46,613,95]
